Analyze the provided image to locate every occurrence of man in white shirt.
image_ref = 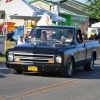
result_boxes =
[68,32,73,41]
[17,36,24,45]
[65,32,73,43]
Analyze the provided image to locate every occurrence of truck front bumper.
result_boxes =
[6,62,65,72]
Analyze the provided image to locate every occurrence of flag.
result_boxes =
[6,0,12,3]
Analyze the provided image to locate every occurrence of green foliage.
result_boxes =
[84,0,100,20]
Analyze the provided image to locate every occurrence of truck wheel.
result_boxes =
[61,57,73,78]
[84,55,94,71]
[11,68,23,74]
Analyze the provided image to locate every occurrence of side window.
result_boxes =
[76,30,83,43]
[56,29,65,40]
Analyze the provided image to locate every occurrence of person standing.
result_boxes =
[17,36,24,45]
[23,34,28,43]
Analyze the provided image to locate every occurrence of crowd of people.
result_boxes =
[16,34,28,45]
[83,33,100,42]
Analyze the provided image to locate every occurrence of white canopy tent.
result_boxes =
[0,0,41,38]
[0,0,66,50]
[0,0,66,22]
[0,0,40,16]
[9,7,66,22]
[91,22,100,28]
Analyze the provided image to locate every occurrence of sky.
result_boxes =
[26,0,87,4]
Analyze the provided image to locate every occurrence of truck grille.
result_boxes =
[13,52,54,64]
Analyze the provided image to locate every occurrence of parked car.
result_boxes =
[6,26,100,77]
[87,27,100,39]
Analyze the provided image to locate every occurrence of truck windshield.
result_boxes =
[28,28,74,47]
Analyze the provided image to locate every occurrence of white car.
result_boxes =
[87,27,100,38]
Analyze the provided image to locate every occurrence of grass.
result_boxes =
[0,40,15,63]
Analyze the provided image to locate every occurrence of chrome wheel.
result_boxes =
[68,59,73,76]
[61,57,73,78]
[90,56,94,70]
[84,55,94,71]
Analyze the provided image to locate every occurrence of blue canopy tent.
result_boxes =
[36,6,66,22]
[12,26,24,41]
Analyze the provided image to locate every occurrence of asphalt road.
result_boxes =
[0,59,100,100]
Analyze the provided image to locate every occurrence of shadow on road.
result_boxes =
[23,65,100,79]
[0,68,11,74]
[0,75,6,78]
[0,60,100,79]
[0,62,11,74]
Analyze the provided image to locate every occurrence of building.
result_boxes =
[29,0,86,15]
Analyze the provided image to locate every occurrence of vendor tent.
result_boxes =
[91,22,100,28]
[36,6,66,22]
[10,13,66,22]
[10,15,41,21]
[0,0,41,16]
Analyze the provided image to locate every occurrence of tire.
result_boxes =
[84,55,94,71]
[61,57,73,78]
[11,68,23,74]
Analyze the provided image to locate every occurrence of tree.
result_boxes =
[84,0,100,20]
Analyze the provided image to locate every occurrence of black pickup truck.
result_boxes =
[6,26,100,77]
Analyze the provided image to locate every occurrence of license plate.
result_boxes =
[28,66,38,71]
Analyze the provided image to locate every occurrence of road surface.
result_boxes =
[0,59,100,100]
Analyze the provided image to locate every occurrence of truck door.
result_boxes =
[75,30,87,67]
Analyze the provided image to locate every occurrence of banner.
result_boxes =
[0,35,4,52]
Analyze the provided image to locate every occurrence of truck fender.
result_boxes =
[91,49,96,60]
[63,54,75,71]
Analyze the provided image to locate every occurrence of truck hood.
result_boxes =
[12,43,69,53]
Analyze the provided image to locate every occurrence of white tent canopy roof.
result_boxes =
[0,0,39,16]
[0,0,66,22]
[91,22,100,27]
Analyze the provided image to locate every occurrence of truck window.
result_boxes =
[76,30,83,43]
[29,28,74,47]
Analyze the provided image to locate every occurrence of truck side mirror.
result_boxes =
[83,42,86,47]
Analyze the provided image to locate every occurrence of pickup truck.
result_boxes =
[5,26,100,77]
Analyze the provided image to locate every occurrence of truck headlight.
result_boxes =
[8,53,14,61]
[56,56,62,63]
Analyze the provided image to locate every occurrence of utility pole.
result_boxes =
[47,0,67,25]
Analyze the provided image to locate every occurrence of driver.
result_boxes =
[66,31,73,42]
[68,32,73,40]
